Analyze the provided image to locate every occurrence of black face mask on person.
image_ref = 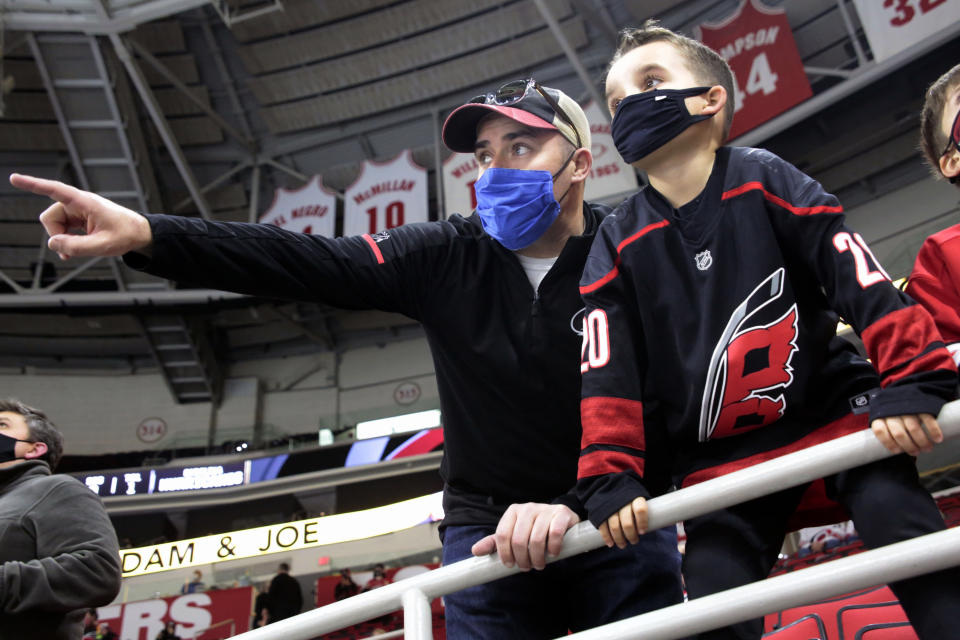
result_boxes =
[0,432,33,463]
[611,86,714,164]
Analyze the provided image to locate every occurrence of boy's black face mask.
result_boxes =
[611,87,714,164]
[0,432,32,463]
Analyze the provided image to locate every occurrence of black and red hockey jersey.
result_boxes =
[907,223,960,366]
[575,146,958,526]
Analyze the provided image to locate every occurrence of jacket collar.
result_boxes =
[0,459,50,490]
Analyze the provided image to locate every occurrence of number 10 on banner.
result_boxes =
[366,202,405,235]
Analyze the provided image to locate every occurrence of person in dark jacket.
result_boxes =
[333,569,359,601]
[0,398,122,640]
[11,80,683,638]
[266,563,302,623]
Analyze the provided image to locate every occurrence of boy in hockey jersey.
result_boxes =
[576,23,960,639]
[906,63,960,364]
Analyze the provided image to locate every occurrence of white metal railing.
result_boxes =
[229,400,960,640]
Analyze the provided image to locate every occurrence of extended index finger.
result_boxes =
[9,173,80,205]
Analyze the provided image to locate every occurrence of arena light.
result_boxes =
[355,409,441,440]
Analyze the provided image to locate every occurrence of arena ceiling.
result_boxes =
[0,0,958,403]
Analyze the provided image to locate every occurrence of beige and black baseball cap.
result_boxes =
[442,81,591,153]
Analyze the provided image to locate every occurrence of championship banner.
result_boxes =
[344,150,428,236]
[120,492,444,577]
[442,152,479,218]
[582,101,639,203]
[697,0,812,140]
[259,175,337,237]
[852,0,960,63]
[95,586,252,640]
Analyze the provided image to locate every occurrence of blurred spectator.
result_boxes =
[797,521,858,557]
[82,608,99,637]
[252,582,270,629]
[363,564,391,591]
[0,398,121,640]
[181,569,205,594]
[154,621,180,640]
[267,563,302,623]
[94,621,117,640]
[334,569,360,601]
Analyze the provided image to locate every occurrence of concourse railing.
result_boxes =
[230,400,960,640]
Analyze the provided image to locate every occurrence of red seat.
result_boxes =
[836,602,913,640]
[856,622,918,639]
[775,585,895,636]
[762,613,827,639]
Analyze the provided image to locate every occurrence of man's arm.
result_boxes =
[10,174,448,318]
[0,478,121,614]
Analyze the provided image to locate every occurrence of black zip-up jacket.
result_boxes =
[125,204,674,526]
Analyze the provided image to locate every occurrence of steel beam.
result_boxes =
[533,0,608,122]
[107,33,213,220]
[125,37,253,150]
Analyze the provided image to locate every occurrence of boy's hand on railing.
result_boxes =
[471,503,579,571]
[599,497,648,549]
[870,412,942,456]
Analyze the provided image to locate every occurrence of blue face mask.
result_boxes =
[474,152,574,251]
[611,87,714,164]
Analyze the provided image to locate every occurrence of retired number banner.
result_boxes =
[259,175,338,237]
[344,150,428,236]
[442,153,479,219]
[698,0,812,140]
[852,0,960,63]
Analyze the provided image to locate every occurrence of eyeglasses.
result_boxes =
[470,78,582,149]
[941,108,960,158]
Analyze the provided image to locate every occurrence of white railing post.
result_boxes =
[226,401,960,639]
[401,588,432,640]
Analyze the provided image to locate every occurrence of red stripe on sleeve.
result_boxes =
[579,220,670,294]
[580,396,645,450]
[861,306,958,384]
[580,267,619,295]
[721,181,843,216]
[362,234,385,264]
[579,450,644,478]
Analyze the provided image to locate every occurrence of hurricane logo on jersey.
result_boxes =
[699,268,799,442]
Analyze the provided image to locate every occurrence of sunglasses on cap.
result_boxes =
[469,78,583,150]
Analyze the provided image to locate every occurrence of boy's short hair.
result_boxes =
[610,20,736,141]
[0,398,64,470]
[920,63,960,181]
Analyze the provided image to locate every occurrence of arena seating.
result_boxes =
[762,614,827,639]
[759,491,960,638]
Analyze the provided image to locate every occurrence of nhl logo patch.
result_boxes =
[695,249,713,271]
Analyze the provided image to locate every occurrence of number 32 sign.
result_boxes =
[853,0,960,63]
[697,0,812,141]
